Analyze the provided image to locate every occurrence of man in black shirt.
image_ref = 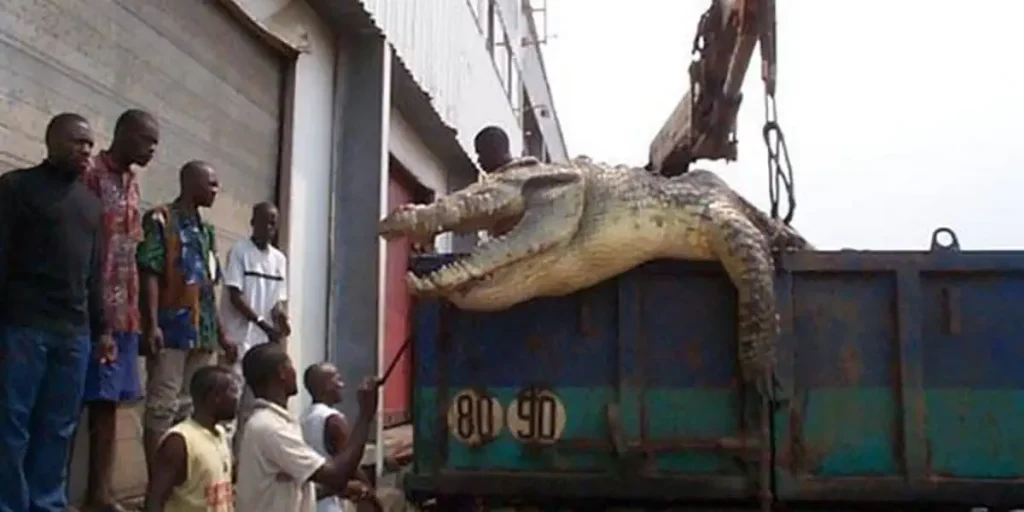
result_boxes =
[473,125,514,173]
[0,112,113,512]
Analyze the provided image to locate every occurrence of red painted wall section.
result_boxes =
[382,170,415,426]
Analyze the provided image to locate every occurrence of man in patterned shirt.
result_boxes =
[79,109,159,512]
[137,160,238,475]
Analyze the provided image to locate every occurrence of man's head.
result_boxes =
[45,113,94,175]
[111,109,160,168]
[242,343,297,398]
[190,365,240,423]
[303,362,345,405]
[179,160,219,208]
[251,202,279,248]
[474,126,512,173]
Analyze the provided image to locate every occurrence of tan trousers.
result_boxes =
[230,379,257,457]
[143,348,217,432]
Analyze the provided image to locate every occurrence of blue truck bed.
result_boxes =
[404,237,1024,508]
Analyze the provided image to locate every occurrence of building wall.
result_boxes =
[519,2,569,163]
[325,31,392,432]
[389,109,454,251]
[359,0,525,160]
[1,0,300,503]
[227,0,336,416]
[463,0,569,163]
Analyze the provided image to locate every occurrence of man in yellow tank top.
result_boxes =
[143,365,239,512]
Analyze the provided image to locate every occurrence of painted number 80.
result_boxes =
[446,390,504,445]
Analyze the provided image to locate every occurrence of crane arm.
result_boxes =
[648,0,777,176]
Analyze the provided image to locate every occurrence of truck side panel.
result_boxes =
[775,251,1024,507]
[408,249,1024,507]
[410,257,758,503]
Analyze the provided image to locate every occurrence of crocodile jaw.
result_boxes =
[379,181,524,243]
[380,166,586,295]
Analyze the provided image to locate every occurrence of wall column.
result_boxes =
[328,32,391,432]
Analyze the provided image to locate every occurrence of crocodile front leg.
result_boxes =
[705,203,781,401]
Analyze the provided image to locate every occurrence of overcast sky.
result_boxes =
[539,0,1024,250]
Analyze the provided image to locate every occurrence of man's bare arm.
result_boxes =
[143,433,187,512]
[227,286,261,324]
[228,286,280,342]
[309,400,374,490]
[141,273,160,331]
[324,414,372,485]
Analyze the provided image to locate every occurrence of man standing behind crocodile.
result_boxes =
[473,126,514,173]
[79,109,159,512]
[473,126,523,241]
[137,160,239,478]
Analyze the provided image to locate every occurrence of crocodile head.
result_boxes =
[379,157,586,301]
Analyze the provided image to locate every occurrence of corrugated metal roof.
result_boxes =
[306,0,478,183]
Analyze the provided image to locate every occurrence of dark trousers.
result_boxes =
[0,324,90,512]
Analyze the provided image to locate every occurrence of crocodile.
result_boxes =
[379,156,812,396]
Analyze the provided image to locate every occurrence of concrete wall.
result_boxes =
[328,32,392,427]
[519,3,569,163]
[358,0,524,159]
[224,0,336,416]
[467,0,569,162]
[247,1,338,417]
[0,0,296,502]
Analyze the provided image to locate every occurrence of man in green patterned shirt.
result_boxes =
[136,160,238,473]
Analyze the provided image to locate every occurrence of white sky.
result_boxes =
[540,0,1024,250]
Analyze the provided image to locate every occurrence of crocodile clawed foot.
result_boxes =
[748,372,788,415]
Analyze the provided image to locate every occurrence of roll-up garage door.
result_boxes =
[1,0,285,258]
[1,0,285,501]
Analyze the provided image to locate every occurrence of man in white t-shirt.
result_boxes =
[236,343,377,512]
[221,201,290,456]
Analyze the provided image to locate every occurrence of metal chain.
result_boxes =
[758,0,795,225]
[762,81,796,225]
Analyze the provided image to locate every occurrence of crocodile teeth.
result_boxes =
[425,261,470,289]
[406,272,433,293]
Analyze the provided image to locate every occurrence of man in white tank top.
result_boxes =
[300,362,376,512]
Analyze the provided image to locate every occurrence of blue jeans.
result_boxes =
[0,324,91,512]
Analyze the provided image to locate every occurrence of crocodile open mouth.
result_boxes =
[405,212,529,293]
[379,164,585,296]
[380,194,531,293]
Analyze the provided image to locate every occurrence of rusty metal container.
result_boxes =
[404,229,1024,508]
[775,233,1024,508]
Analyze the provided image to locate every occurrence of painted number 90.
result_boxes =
[507,388,566,445]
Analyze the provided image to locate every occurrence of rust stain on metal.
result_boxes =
[524,334,544,355]
[578,301,594,338]
[817,292,864,326]
[784,392,829,476]
[685,342,705,372]
[839,343,863,385]
[560,435,759,457]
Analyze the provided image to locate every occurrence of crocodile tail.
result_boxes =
[732,193,814,251]
[705,203,780,390]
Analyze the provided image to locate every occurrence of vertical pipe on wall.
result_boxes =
[375,42,394,481]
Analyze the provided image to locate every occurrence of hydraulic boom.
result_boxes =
[647,0,777,176]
